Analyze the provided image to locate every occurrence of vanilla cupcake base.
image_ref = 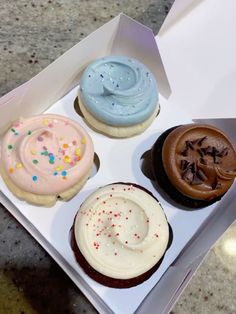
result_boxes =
[0,163,92,207]
[78,95,160,138]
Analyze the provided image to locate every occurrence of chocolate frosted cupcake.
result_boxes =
[71,183,171,288]
[151,124,236,208]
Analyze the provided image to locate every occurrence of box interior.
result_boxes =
[0,5,236,314]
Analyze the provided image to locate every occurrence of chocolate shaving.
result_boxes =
[218,147,229,157]
[191,139,199,145]
[197,149,204,157]
[190,162,197,173]
[205,146,213,155]
[200,148,207,155]
[214,156,222,164]
[196,169,207,181]
[197,136,207,146]
[181,147,189,157]
[200,157,207,165]
[182,168,193,183]
[182,164,207,185]
[212,179,221,190]
[212,147,221,164]
[191,173,204,185]
[212,146,220,155]
[186,140,194,150]
[180,160,190,170]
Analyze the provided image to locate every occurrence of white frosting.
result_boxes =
[74,184,169,279]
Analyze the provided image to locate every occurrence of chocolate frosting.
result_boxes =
[162,124,236,201]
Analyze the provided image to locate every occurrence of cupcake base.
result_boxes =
[0,164,92,207]
[71,221,173,289]
[78,94,160,138]
[151,126,222,209]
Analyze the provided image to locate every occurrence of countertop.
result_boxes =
[0,1,235,313]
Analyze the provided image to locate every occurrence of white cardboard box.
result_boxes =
[0,1,236,313]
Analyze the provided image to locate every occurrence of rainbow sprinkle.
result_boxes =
[75,148,81,156]
[43,119,49,126]
[32,175,38,181]
[41,150,48,156]
[9,168,14,173]
[11,128,19,135]
[16,163,23,169]
[64,155,71,163]
[61,170,67,177]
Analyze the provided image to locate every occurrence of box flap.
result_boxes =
[136,181,236,314]
[157,0,236,119]
[111,14,171,99]
[173,181,236,267]
[159,0,203,35]
[0,15,119,133]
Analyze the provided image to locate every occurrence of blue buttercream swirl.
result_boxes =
[80,56,158,126]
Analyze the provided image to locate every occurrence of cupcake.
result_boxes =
[151,124,236,208]
[0,114,94,206]
[78,56,159,138]
[71,183,171,288]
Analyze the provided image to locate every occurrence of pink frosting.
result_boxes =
[1,114,94,195]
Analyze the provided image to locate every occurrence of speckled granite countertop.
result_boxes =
[0,1,235,313]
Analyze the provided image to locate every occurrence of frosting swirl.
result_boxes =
[79,56,158,126]
[74,183,169,279]
[0,114,94,195]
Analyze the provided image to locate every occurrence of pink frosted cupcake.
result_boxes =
[0,114,94,206]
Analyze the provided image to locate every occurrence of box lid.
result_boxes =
[157,0,236,119]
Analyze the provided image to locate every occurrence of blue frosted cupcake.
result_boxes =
[78,56,159,137]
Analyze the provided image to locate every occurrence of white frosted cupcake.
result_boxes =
[71,183,171,288]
